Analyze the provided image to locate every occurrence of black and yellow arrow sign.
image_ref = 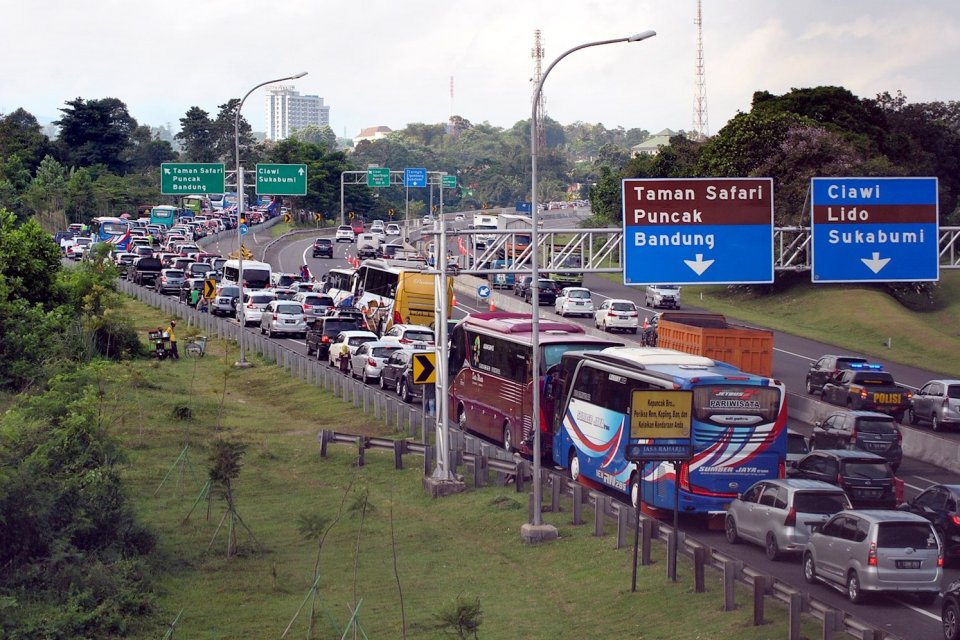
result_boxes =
[203,279,217,299]
[283,213,293,223]
[412,352,436,384]
[314,212,322,221]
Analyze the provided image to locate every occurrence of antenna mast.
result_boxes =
[693,0,709,140]
[531,29,546,150]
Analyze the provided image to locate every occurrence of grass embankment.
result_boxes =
[118,297,818,639]
[601,271,960,377]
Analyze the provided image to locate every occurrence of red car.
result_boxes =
[352,220,365,235]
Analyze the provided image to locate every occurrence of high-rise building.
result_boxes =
[264,85,330,141]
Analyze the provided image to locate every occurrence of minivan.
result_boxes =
[811,411,902,471]
[789,450,896,509]
[725,479,852,560]
[803,510,942,604]
[645,284,681,309]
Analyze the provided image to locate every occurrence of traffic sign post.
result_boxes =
[404,168,427,188]
[203,279,217,299]
[256,163,307,195]
[160,163,225,195]
[412,352,436,385]
[621,178,774,285]
[441,175,457,189]
[477,285,491,300]
[239,224,248,236]
[367,167,391,187]
[810,177,939,283]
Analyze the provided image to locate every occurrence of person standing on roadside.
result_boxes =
[166,320,179,360]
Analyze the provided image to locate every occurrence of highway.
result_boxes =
[201,214,958,639]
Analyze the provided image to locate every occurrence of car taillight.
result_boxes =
[778,459,786,479]
[321,336,330,343]
[951,514,960,527]
[399,338,411,343]
[627,311,638,317]
[273,313,279,320]
[367,358,376,367]
[247,302,254,308]
[837,474,845,485]
[850,428,858,443]
[860,388,869,399]
[783,507,797,527]
[607,311,617,317]
[303,304,311,310]
[895,429,902,443]
[867,541,878,566]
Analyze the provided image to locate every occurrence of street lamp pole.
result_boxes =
[527,32,655,535]
[233,71,307,368]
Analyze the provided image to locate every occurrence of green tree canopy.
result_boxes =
[54,97,138,173]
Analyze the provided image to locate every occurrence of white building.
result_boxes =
[264,86,331,141]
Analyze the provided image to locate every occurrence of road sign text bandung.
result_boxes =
[161,163,225,195]
[621,178,774,285]
[810,177,938,283]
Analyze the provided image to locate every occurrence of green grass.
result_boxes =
[115,297,821,639]
[599,270,960,377]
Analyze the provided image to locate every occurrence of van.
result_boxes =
[645,284,681,309]
[356,233,381,259]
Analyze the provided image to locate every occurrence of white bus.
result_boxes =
[349,258,452,329]
[221,259,272,290]
[319,267,356,306]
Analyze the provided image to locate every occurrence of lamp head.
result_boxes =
[628,30,657,42]
[291,71,308,79]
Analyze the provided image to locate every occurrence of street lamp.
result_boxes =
[233,71,308,367]
[525,32,655,539]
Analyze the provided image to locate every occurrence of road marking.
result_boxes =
[774,346,919,390]
[898,600,941,620]
[901,480,925,492]
[911,475,940,486]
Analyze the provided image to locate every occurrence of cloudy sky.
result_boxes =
[3,0,959,139]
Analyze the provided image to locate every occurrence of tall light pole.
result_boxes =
[233,71,307,368]
[524,32,655,542]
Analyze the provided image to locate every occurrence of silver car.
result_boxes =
[803,510,943,604]
[293,292,334,322]
[259,300,307,338]
[155,268,186,295]
[909,379,960,431]
[725,479,851,560]
[349,341,403,383]
[237,291,277,327]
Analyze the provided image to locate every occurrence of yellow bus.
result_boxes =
[350,258,453,330]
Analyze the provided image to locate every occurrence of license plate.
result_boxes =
[857,489,882,497]
[619,315,629,319]
[575,301,583,305]
[896,560,921,569]
[285,320,295,324]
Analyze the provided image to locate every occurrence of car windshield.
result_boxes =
[876,523,937,549]
[841,462,890,479]
[276,304,302,315]
[856,417,897,434]
[372,346,401,358]
[793,492,847,514]
[610,302,635,311]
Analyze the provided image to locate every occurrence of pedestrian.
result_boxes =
[190,287,201,307]
[423,380,436,417]
[300,264,311,281]
[166,320,179,359]
[198,297,209,313]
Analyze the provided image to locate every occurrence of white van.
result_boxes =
[356,233,381,259]
[645,284,681,309]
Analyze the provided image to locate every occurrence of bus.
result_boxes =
[89,216,132,251]
[318,268,355,306]
[221,259,272,290]
[182,195,209,215]
[349,258,453,330]
[549,347,787,512]
[448,312,622,456]
[150,205,178,229]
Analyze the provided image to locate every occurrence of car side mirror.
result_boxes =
[814,421,822,428]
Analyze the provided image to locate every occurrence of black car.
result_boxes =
[899,483,960,563]
[514,275,533,297]
[788,449,896,509]
[944,579,960,639]
[379,348,431,403]
[524,279,559,305]
[312,238,334,258]
[811,411,903,471]
[805,354,869,395]
[306,315,366,360]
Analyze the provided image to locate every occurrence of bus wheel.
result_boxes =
[569,450,581,481]
[502,423,514,453]
[629,474,640,509]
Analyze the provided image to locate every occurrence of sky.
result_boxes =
[3,0,960,140]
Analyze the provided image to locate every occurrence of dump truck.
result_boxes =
[654,311,774,377]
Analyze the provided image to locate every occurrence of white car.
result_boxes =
[370,220,385,232]
[594,298,639,333]
[380,324,435,346]
[555,287,594,317]
[335,225,355,243]
[385,223,401,236]
[328,330,379,366]
[237,290,277,326]
[70,237,93,260]
[454,213,465,222]
[349,341,404,383]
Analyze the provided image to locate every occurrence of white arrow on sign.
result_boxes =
[298,167,304,176]
[861,252,891,274]
[163,167,171,174]
[683,253,715,276]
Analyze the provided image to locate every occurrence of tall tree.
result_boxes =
[126,124,176,171]
[213,99,255,165]
[176,106,216,162]
[0,108,52,175]
[54,97,137,173]
[23,155,67,216]
[65,167,97,224]
[290,124,337,149]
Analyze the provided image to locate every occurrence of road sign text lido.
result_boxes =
[810,177,938,283]
[622,177,774,285]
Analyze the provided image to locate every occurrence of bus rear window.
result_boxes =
[693,385,781,423]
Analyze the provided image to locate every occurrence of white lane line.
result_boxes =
[902,480,925,492]
[898,600,941,621]
[911,475,941,486]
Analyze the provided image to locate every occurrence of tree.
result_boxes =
[267,138,372,217]
[176,106,216,162]
[290,124,337,149]
[0,209,63,307]
[66,167,97,225]
[126,124,176,171]
[0,108,52,175]
[212,99,256,165]
[22,155,67,216]
[54,97,138,173]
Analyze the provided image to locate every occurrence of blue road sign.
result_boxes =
[477,285,491,300]
[239,224,248,236]
[622,178,774,285]
[404,168,427,188]
[810,177,939,283]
